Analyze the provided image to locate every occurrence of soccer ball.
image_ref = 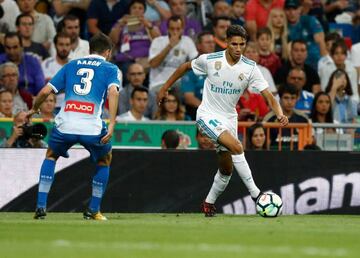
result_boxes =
[256,192,283,217]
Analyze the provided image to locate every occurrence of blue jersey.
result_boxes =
[49,54,122,135]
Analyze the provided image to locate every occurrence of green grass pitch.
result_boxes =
[1,213,359,258]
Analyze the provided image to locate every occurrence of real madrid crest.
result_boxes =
[238,73,245,81]
[215,61,222,70]
[174,49,180,56]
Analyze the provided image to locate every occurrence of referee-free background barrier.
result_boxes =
[1,149,359,214]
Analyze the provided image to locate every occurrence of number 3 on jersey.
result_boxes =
[74,68,94,95]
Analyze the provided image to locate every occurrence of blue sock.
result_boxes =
[89,166,109,212]
[37,159,56,209]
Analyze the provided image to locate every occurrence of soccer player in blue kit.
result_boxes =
[27,33,121,220]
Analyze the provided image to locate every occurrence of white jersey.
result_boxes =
[191,51,269,118]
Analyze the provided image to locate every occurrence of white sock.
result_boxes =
[205,170,231,204]
[232,153,260,199]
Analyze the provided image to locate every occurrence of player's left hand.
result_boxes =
[277,115,289,126]
[157,88,168,106]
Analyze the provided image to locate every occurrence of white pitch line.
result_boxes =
[52,240,348,257]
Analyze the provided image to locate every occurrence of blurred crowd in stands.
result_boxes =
[0,0,359,150]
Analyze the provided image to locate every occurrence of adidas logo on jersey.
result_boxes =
[65,100,95,114]
[213,72,220,77]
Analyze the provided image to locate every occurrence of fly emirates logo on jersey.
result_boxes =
[64,100,95,114]
[210,81,242,95]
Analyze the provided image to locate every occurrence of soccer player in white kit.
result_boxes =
[158,25,289,217]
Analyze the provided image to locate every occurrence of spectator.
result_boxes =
[310,91,334,123]
[256,27,282,76]
[149,16,198,92]
[154,90,186,120]
[159,0,202,39]
[243,41,277,94]
[109,0,161,75]
[284,0,327,69]
[213,0,232,17]
[246,123,267,150]
[87,0,130,36]
[0,110,47,148]
[319,40,358,102]
[16,13,49,61]
[351,42,360,84]
[181,31,215,120]
[33,93,56,121]
[302,0,328,32]
[53,14,89,60]
[0,0,20,33]
[324,0,354,23]
[51,0,90,38]
[310,91,338,138]
[145,0,171,24]
[0,32,45,95]
[116,87,149,121]
[267,8,289,61]
[42,32,72,112]
[231,0,246,26]
[325,69,357,124]
[118,63,156,119]
[236,89,270,121]
[274,39,321,94]
[17,0,56,50]
[245,0,285,41]
[263,83,309,149]
[0,90,13,118]
[0,62,32,113]
[186,0,213,27]
[161,129,180,149]
[196,128,215,150]
[286,67,314,115]
[213,16,232,52]
[318,31,341,71]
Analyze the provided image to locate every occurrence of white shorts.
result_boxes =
[196,111,238,152]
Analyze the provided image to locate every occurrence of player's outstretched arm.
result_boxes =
[101,85,119,144]
[157,61,192,105]
[261,88,288,126]
[27,84,54,119]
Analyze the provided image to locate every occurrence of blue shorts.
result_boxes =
[48,127,112,162]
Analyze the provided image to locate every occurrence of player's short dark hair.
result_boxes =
[226,24,248,41]
[161,130,180,149]
[196,31,213,44]
[256,27,272,39]
[53,32,71,45]
[278,83,300,98]
[89,33,114,54]
[129,0,146,11]
[167,15,183,27]
[4,32,22,47]
[15,13,34,26]
[213,16,231,28]
[131,86,148,99]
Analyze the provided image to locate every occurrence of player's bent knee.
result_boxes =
[219,168,233,176]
